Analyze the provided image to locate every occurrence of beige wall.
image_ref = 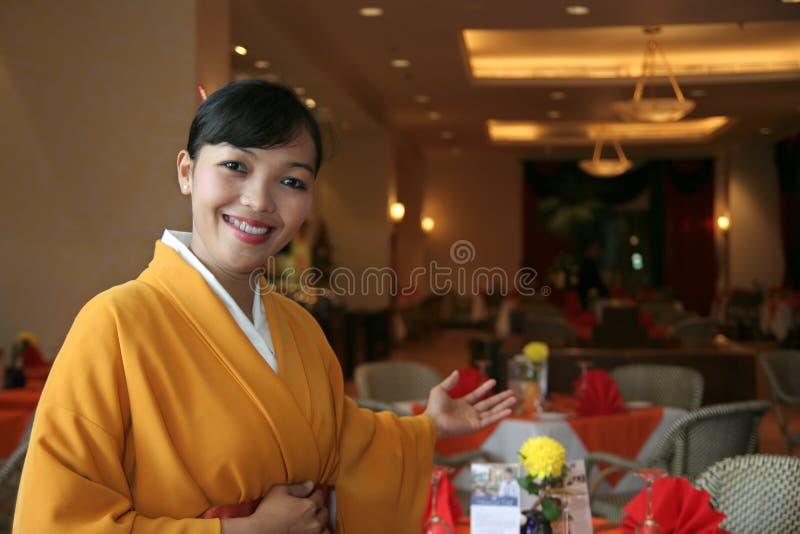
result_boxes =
[726,145,785,289]
[0,0,228,356]
[393,136,427,297]
[315,131,393,310]
[422,148,523,294]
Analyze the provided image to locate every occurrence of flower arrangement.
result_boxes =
[518,436,569,524]
[522,342,549,363]
[509,342,550,414]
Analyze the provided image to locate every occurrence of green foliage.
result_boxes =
[538,196,609,254]
[541,497,561,521]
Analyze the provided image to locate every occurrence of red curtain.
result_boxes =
[662,162,717,315]
[521,164,569,277]
[775,135,800,289]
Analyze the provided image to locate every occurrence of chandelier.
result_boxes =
[612,27,695,123]
[579,139,633,178]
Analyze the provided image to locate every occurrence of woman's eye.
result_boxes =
[222,161,246,172]
[281,177,307,190]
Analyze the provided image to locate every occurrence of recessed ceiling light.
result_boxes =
[427,111,442,120]
[781,0,800,4]
[565,5,590,15]
[690,89,707,97]
[254,60,270,69]
[414,94,431,104]
[263,73,280,82]
[759,127,772,135]
[294,86,307,96]
[391,58,411,68]
[233,45,248,56]
[547,110,562,119]
[304,98,317,109]
[441,131,453,139]
[549,91,566,100]
[359,6,384,16]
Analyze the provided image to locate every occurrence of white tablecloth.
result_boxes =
[451,407,686,497]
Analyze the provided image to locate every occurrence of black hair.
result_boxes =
[186,79,323,174]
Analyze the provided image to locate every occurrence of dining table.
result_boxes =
[429,399,686,498]
[454,516,624,533]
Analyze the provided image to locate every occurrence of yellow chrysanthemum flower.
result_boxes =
[523,341,549,363]
[519,436,566,480]
[16,331,38,346]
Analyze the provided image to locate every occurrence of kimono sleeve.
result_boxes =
[333,398,436,534]
[13,292,220,534]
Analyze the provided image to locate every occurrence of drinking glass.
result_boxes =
[633,468,666,534]
[507,356,540,415]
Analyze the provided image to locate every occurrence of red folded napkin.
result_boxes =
[447,367,490,400]
[422,467,463,534]
[22,343,49,368]
[573,369,624,417]
[622,477,729,534]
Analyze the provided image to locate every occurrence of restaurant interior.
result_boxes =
[2,0,800,532]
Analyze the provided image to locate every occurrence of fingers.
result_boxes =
[286,480,315,498]
[479,403,514,428]
[461,378,498,404]
[307,487,326,511]
[437,370,460,392]
[473,389,515,412]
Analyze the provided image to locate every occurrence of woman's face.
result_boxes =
[176,131,316,280]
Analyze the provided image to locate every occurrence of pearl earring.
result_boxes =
[183,184,188,190]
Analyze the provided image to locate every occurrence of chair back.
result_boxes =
[695,455,800,533]
[354,361,442,403]
[649,400,770,480]
[610,364,704,411]
[523,316,576,347]
[760,350,800,402]
[670,317,717,344]
[0,410,35,526]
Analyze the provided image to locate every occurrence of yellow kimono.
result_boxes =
[14,241,435,533]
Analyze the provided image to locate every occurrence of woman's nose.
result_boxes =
[240,180,276,213]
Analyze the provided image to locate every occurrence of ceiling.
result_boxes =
[230,0,800,158]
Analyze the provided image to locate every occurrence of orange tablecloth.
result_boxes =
[455,516,623,533]
[0,388,42,410]
[435,402,663,472]
[0,408,33,457]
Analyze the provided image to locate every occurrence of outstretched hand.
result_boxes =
[423,371,516,439]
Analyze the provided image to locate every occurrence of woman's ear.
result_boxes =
[176,150,192,195]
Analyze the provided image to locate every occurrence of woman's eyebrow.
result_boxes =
[287,161,315,174]
[233,147,256,156]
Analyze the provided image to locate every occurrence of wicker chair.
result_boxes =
[354,361,442,403]
[759,350,800,453]
[587,400,770,522]
[0,411,35,529]
[695,455,800,533]
[610,364,704,411]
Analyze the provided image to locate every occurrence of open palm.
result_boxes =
[424,371,516,439]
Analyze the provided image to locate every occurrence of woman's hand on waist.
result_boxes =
[220,481,330,534]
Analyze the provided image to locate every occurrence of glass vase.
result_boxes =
[521,510,553,534]
[508,355,547,414]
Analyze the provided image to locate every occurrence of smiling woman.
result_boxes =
[12,80,516,534]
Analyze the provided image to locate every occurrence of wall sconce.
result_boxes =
[389,202,406,223]
[717,214,730,231]
[421,216,435,233]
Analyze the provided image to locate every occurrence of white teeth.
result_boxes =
[225,215,270,235]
